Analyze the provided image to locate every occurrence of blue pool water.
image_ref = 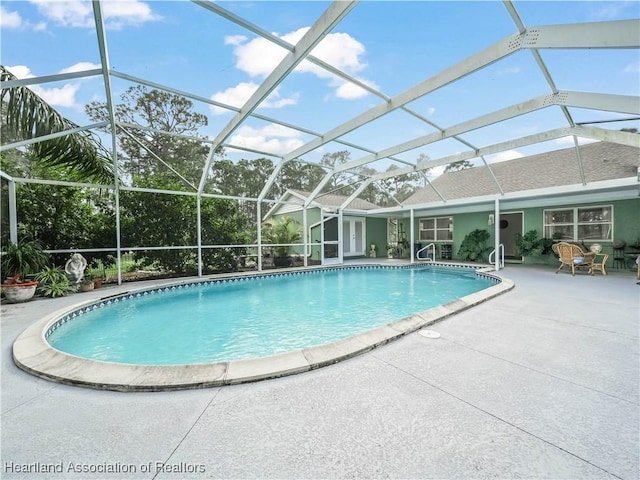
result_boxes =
[47,266,494,365]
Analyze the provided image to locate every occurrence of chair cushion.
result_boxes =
[573,257,583,264]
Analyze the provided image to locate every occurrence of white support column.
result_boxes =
[8,179,17,244]
[257,202,262,272]
[303,207,308,268]
[93,1,122,284]
[338,209,344,264]
[196,197,202,277]
[410,209,415,264]
[494,198,501,271]
[320,213,325,265]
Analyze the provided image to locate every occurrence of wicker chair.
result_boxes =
[551,242,596,276]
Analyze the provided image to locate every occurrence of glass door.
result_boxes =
[343,217,365,257]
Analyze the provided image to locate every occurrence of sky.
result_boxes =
[1,0,639,179]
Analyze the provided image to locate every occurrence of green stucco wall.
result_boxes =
[409,198,639,267]
[366,217,388,258]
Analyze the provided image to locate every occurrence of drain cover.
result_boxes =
[418,330,441,339]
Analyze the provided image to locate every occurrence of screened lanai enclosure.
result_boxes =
[1,1,639,283]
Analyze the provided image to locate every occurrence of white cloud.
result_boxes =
[498,66,522,75]
[228,124,304,156]
[34,83,80,108]
[624,62,640,73]
[487,150,525,163]
[591,1,635,20]
[221,26,373,101]
[59,62,102,74]
[0,5,46,30]
[331,76,379,100]
[5,65,33,79]
[263,91,299,109]
[554,136,598,146]
[224,35,288,78]
[209,82,299,115]
[427,165,446,179]
[6,64,96,108]
[29,0,161,29]
[0,6,23,28]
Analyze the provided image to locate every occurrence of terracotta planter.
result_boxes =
[1,281,38,303]
[93,277,103,288]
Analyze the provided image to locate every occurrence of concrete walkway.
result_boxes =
[1,265,638,479]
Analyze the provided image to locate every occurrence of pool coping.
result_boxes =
[12,264,514,392]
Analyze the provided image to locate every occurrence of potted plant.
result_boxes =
[33,266,75,298]
[1,275,39,303]
[79,275,95,292]
[1,241,51,303]
[262,216,303,267]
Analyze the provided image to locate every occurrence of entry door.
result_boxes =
[322,213,340,265]
[342,217,365,257]
[499,212,523,261]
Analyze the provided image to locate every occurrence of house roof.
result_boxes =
[404,141,640,205]
[263,189,382,220]
[288,189,382,210]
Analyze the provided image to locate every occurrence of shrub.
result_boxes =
[515,230,543,257]
[458,229,491,262]
[1,241,51,278]
[33,266,74,298]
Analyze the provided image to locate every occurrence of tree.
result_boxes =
[0,152,116,267]
[119,173,249,275]
[279,160,326,195]
[444,160,474,173]
[86,85,210,187]
[379,165,426,205]
[319,150,355,194]
[87,87,250,274]
[0,65,115,184]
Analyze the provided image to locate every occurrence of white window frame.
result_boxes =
[543,204,613,242]
[418,216,453,242]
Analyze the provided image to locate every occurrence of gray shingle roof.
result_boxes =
[404,141,639,205]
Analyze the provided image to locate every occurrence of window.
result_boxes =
[419,216,453,242]
[544,205,612,242]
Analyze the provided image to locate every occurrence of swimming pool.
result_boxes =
[47,265,494,365]
[13,264,513,391]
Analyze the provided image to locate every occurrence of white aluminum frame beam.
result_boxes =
[340,180,373,210]
[282,19,637,164]
[93,0,123,283]
[333,90,638,175]
[197,0,357,195]
[0,121,109,152]
[112,72,413,169]
[0,69,102,89]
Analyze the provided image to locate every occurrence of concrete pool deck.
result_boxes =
[1,262,638,479]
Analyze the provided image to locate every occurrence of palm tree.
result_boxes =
[0,65,115,183]
[262,216,303,266]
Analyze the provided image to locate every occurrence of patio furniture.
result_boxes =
[589,253,609,276]
[551,242,596,276]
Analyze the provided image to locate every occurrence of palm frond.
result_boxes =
[0,65,116,184]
